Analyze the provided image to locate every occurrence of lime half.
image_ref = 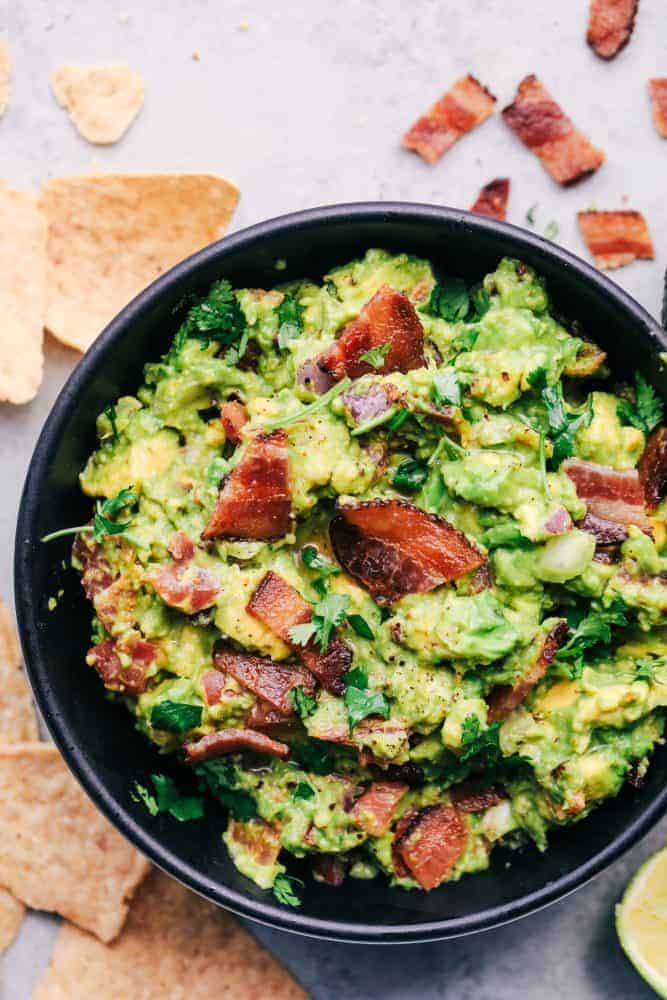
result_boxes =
[616,845,667,997]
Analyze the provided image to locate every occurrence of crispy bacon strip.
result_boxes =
[246,571,351,695]
[150,560,219,614]
[564,458,652,530]
[639,426,667,509]
[395,805,469,890]
[587,0,638,59]
[502,75,604,185]
[450,783,504,814]
[246,699,293,730]
[350,781,408,836]
[220,400,249,444]
[330,500,485,605]
[488,620,569,722]
[226,818,282,869]
[86,637,155,695]
[201,669,227,706]
[184,727,289,764]
[72,533,113,599]
[212,642,315,715]
[470,178,510,220]
[317,285,425,382]
[167,530,195,561]
[577,211,655,270]
[649,79,667,139]
[201,430,291,541]
[402,75,496,164]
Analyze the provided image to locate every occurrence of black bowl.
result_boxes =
[15,203,667,943]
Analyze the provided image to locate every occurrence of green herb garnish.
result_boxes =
[277,293,304,350]
[343,665,390,731]
[41,486,138,544]
[555,598,629,679]
[195,760,257,820]
[104,404,119,441]
[273,874,303,907]
[617,372,664,435]
[262,377,351,431]
[346,614,374,639]
[387,408,410,432]
[132,773,205,822]
[292,781,316,800]
[432,368,462,408]
[544,221,559,241]
[289,592,350,652]
[427,278,469,322]
[150,701,203,734]
[359,342,391,369]
[290,685,318,719]
[392,458,429,492]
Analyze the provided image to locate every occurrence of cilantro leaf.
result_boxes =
[344,666,390,730]
[183,279,246,348]
[527,366,548,391]
[132,774,205,822]
[359,342,391,369]
[302,545,340,579]
[471,284,491,318]
[290,685,318,719]
[273,874,302,907]
[451,327,479,356]
[225,329,249,365]
[432,368,462,408]
[346,614,374,640]
[42,486,138,544]
[195,760,257,820]
[150,701,202,734]
[345,665,368,689]
[542,384,592,465]
[131,781,159,816]
[555,598,629,679]
[289,593,350,652]
[277,293,304,350]
[392,458,429,493]
[104,404,119,441]
[292,781,315,800]
[458,716,527,781]
[387,408,410,432]
[427,278,469,322]
[288,622,317,646]
[617,373,664,435]
[290,738,337,775]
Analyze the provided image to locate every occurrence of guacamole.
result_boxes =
[65,249,667,900]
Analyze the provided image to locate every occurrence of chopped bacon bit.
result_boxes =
[402,75,496,165]
[564,458,652,530]
[577,511,629,544]
[201,430,292,541]
[220,400,249,445]
[392,808,418,878]
[86,637,155,695]
[167,530,195,562]
[488,620,569,721]
[183,727,290,764]
[350,781,408,836]
[246,699,293,730]
[577,210,655,270]
[502,75,604,185]
[93,576,137,632]
[649,79,667,139]
[317,285,425,382]
[395,805,469,890]
[213,642,315,715]
[640,426,667,509]
[587,0,638,60]
[150,560,219,614]
[72,533,113,599]
[451,783,505,814]
[470,178,510,220]
[246,571,352,695]
[201,669,227,705]
[312,854,346,887]
[329,500,485,605]
[226,818,282,869]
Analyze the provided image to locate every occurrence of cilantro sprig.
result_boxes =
[150,701,203,734]
[426,278,490,324]
[554,598,629,680]
[277,293,305,351]
[273,874,303,907]
[290,684,317,719]
[41,486,138,544]
[392,458,429,493]
[529,369,592,465]
[289,593,350,652]
[132,773,205,822]
[458,716,527,783]
[432,368,462,408]
[617,372,664,435]
[343,665,390,731]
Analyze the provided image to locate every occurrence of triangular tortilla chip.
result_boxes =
[0,743,150,942]
[0,599,38,741]
[0,182,46,403]
[0,38,10,116]
[39,173,240,352]
[0,887,24,951]
[33,869,307,999]
[50,64,145,144]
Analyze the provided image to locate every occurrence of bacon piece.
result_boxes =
[329,500,485,605]
[212,642,315,715]
[470,178,510,220]
[167,530,195,561]
[450,783,504,814]
[395,805,469,890]
[150,560,219,614]
[201,430,291,541]
[93,576,137,633]
[220,400,248,445]
[639,426,667,509]
[577,511,629,544]
[86,637,155,695]
[587,0,638,59]
[183,727,290,764]
[402,75,496,164]
[577,210,655,270]
[488,620,569,722]
[201,669,227,706]
[226,818,282,868]
[564,458,652,529]
[502,75,604,185]
[312,854,346,887]
[350,781,408,836]
[246,699,293,730]
[246,571,351,696]
[72,533,113,599]
[317,285,425,382]
[649,79,667,139]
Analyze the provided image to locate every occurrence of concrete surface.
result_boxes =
[1,0,667,996]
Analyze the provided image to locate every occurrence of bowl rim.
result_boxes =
[14,201,667,944]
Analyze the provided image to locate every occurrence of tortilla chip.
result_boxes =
[0,743,150,942]
[0,182,46,403]
[0,38,10,115]
[39,173,240,352]
[33,869,307,1000]
[0,887,24,952]
[50,63,145,144]
[0,599,38,741]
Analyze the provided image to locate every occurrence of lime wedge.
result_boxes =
[616,845,667,997]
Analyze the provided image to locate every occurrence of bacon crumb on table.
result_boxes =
[577,211,655,270]
[402,74,496,165]
[648,79,667,138]
[587,0,638,60]
[502,75,604,185]
[470,178,510,220]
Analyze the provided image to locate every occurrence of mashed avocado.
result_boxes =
[66,250,667,901]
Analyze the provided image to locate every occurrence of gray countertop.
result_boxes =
[2,0,666,996]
